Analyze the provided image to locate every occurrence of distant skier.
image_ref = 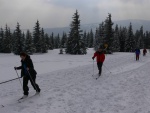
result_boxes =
[143,48,147,56]
[14,52,40,99]
[135,48,140,61]
[92,47,105,77]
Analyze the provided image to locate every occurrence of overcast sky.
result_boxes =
[0,0,150,29]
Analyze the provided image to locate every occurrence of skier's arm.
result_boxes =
[15,66,22,70]
[26,59,34,70]
[92,52,97,59]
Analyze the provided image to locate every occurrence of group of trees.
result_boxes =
[0,21,68,55]
[94,14,150,52]
[0,10,150,55]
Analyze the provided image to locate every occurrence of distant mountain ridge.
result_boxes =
[44,19,150,36]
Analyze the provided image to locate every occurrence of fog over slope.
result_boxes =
[44,19,150,36]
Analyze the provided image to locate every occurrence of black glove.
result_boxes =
[14,67,17,70]
[92,57,94,60]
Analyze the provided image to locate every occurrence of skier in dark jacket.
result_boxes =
[14,52,40,98]
[143,48,147,56]
[92,47,105,77]
[135,48,140,61]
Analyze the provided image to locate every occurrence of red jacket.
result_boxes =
[93,51,105,63]
[143,49,147,53]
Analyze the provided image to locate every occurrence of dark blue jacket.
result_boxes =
[135,49,140,55]
[17,55,37,77]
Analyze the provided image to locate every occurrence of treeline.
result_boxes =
[0,21,69,55]
[94,14,150,52]
[0,10,150,55]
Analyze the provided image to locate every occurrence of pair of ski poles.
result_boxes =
[15,69,39,92]
[92,60,112,76]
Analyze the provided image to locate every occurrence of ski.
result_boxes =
[1,105,4,108]
[18,93,40,102]
[96,74,101,80]
[93,74,101,80]
[18,96,28,102]
[96,77,99,80]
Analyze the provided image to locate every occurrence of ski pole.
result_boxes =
[92,60,94,76]
[103,64,112,74]
[27,70,39,93]
[15,70,23,88]
[0,77,21,85]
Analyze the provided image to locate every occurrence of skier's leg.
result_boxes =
[97,63,100,74]
[29,75,40,92]
[99,62,103,75]
[23,76,29,95]
[97,63,103,75]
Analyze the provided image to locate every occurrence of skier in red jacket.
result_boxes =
[92,47,105,77]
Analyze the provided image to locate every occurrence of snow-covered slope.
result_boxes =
[0,49,94,83]
[1,49,150,113]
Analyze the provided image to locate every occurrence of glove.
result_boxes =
[92,57,94,60]
[14,67,17,70]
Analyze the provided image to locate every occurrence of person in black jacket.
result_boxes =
[15,52,40,98]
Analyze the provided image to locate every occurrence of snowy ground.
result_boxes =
[1,49,150,113]
[0,49,94,83]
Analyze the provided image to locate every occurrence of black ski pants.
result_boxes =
[23,75,40,95]
[136,54,139,61]
[97,62,103,75]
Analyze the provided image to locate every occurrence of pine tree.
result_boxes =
[135,30,140,48]
[94,22,105,50]
[66,10,87,54]
[33,20,41,53]
[125,23,135,52]
[104,13,114,51]
[0,28,4,52]
[13,23,24,55]
[25,30,34,54]
[83,31,87,47]
[50,32,54,49]
[45,33,52,50]
[86,32,90,47]
[60,32,67,48]
[112,25,120,52]
[139,26,144,48]
[11,31,16,52]
[40,28,48,53]
[143,31,150,48]
[119,27,127,52]
[2,25,12,53]
[54,34,60,49]
[22,32,25,52]
[89,29,94,48]
[65,34,72,53]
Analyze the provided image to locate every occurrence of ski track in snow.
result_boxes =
[1,50,150,113]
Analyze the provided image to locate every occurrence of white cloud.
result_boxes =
[0,0,150,29]
[96,0,150,20]
[0,0,74,29]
